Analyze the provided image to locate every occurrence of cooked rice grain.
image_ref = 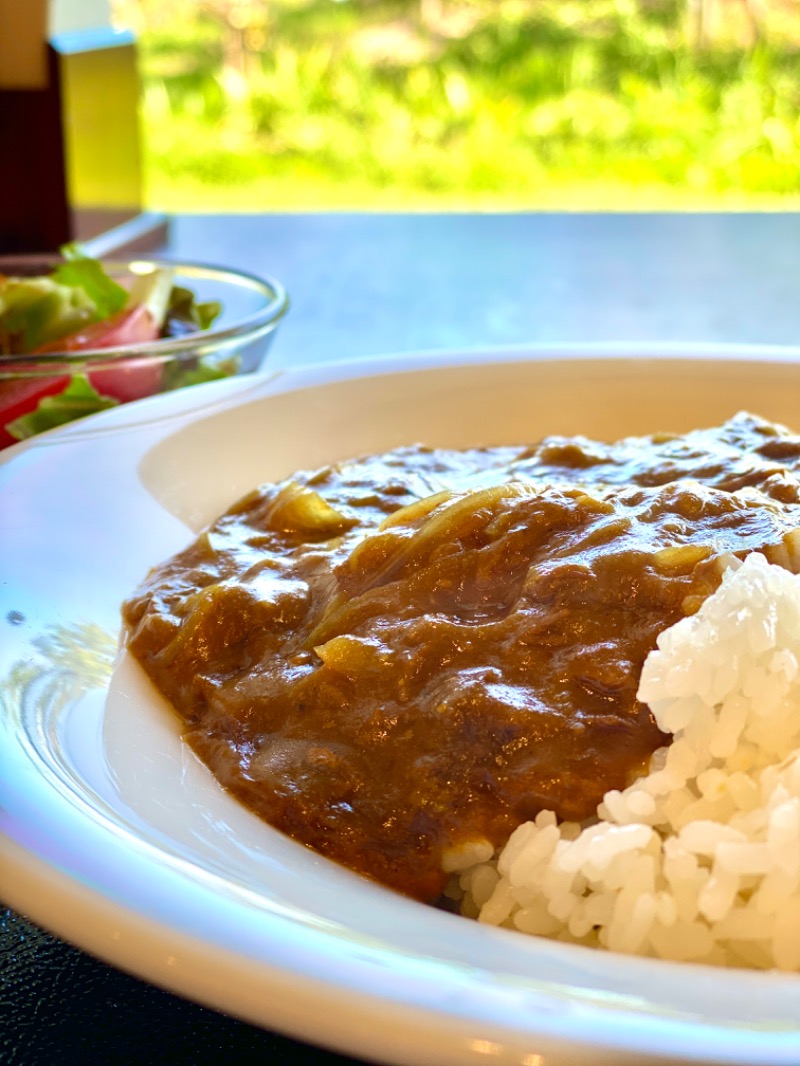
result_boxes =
[454,553,800,970]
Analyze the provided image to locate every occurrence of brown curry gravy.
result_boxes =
[123,412,800,901]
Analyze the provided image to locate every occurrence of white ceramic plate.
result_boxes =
[3,346,800,1066]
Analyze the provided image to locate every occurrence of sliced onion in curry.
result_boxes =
[123,412,800,901]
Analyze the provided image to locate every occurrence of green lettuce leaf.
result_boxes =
[162,355,240,391]
[8,374,119,441]
[164,285,223,336]
[0,276,96,353]
[52,243,128,321]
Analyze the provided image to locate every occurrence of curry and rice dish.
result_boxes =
[123,412,800,969]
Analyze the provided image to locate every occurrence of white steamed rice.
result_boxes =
[452,552,800,970]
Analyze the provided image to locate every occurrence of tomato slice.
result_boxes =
[33,304,161,353]
[89,357,164,403]
[0,375,70,449]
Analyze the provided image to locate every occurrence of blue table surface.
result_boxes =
[4,211,800,1066]
[165,212,800,366]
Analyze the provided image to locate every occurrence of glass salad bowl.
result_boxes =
[0,253,289,450]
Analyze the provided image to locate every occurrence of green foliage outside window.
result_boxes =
[115,0,800,209]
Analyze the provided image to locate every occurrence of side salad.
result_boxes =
[0,245,225,449]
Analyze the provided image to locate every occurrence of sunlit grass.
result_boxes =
[130,0,800,212]
[146,172,800,212]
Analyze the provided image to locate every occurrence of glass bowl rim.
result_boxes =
[0,255,290,365]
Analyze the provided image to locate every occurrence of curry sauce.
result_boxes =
[122,412,800,900]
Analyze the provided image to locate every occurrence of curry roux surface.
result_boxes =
[123,412,800,900]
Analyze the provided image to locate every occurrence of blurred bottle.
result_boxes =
[0,0,165,254]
